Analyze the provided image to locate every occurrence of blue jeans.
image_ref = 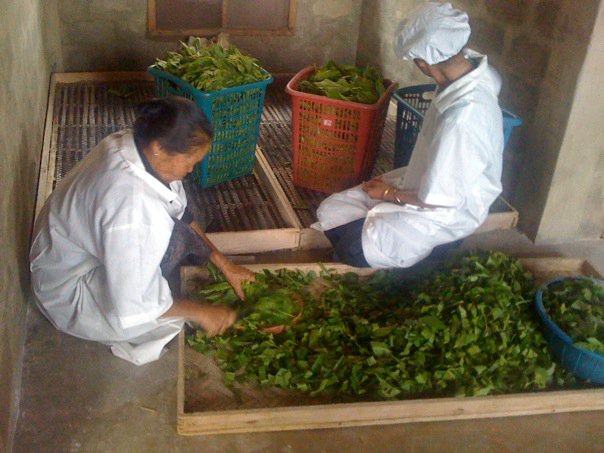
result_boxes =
[324,219,464,268]
[323,218,370,268]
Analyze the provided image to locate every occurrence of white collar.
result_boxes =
[113,131,181,203]
[432,50,493,113]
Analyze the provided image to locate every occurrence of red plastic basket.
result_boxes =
[286,66,397,193]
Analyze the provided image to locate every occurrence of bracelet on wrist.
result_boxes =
[383,186,403,204]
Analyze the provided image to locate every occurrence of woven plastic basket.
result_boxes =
[148,66,273,188]
[286,66,397,194]
[393,84,522,168]
[535,276,604,384]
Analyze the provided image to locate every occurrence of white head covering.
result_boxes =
[395,2,471,65]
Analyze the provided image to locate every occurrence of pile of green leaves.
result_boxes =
[153,37,269,92]
[542,278,604,354]
[189,252,572,400]
[298,60,386,104]
[200,265,307,328]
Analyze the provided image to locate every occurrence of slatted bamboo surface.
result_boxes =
[49,78,289,232]
[53,81,153,181]
[41,73,517,246]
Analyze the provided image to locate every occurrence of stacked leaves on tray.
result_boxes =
[153,36,270,92]
[189,252,576,400]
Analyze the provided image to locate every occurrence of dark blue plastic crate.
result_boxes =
[148,66,273,188]
[535,276,604,384]
[393,84,522,168]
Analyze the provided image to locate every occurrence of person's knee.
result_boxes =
[333,220,370,268]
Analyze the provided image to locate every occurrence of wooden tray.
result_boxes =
[176,258,603,436]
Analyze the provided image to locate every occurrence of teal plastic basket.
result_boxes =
[535,277,604,384]
[147,66,273,188]
[392,84,522,168]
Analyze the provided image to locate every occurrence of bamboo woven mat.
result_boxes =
[53,81,153,180]
[261,78,397,228]
[51,80,288,232]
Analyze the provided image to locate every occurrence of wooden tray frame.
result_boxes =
[177,258,604,436]
[35,72,519,254]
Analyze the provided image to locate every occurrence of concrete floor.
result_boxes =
[15,230,604,452]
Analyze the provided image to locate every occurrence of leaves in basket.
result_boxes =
[153,37,269,92]
[542,278,604,354]
[298,60,386,104]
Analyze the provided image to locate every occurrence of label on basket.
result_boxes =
[322,115,336,128]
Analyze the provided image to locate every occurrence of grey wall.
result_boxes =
[526,1,604,242]
[0,0,62,450]
[356,0,431,86]
[59,0,363,73]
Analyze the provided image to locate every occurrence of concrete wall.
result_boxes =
[527,2,604,242]
[356,0,602,241]
[59,0,363,73]
[0,0,62,450]
[356,1,431,87]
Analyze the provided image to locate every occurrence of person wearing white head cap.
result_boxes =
[312,2,504,268]
[394,1,470,65]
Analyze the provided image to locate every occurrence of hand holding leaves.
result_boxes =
[221,261,256,301]
[191,304,237,337]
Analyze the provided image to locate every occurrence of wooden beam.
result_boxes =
[181,257,603,298]
[254,147,303,229]
[288,0,298,31]
[149,28,294,38]
[53,72,153,83]
[221,0,229,28]
[181,262,376,298]
[147,0,157,36]
[35,73,58,221]
[520,257,604,283]
[206,228,300,255]
[177,328,186,420]
[177,387,604,435]
[298,227,332,250]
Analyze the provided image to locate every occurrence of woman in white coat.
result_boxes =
[30,97,254,365]
[313,2,504,268]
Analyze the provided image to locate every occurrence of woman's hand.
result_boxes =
[162,299,236,336]
[221,261,256,301]
[191,304,237,337]
[190,221,256,301]
[362,178,395,200]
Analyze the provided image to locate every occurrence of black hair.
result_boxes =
[133,96,213,155]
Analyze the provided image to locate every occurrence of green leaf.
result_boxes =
[370,341,391,357]
[467,345,481,356]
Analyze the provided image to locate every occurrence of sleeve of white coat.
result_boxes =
[418,115,491,207]
[102,223,173,330]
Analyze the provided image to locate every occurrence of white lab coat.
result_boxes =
[30,131,187,365]
[313,51,504,268]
